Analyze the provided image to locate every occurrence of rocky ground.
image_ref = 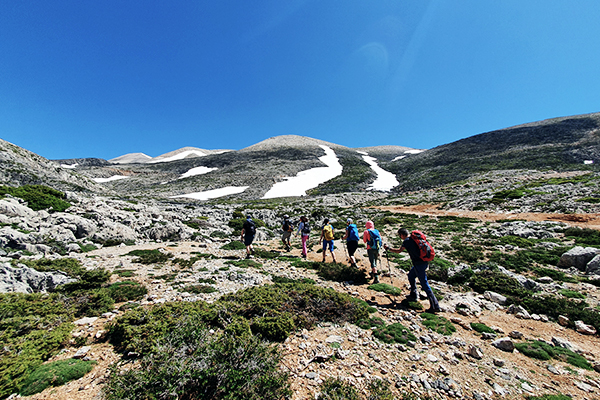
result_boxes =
[13,229,600,400]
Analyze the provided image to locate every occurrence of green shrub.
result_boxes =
[373,323,416,344]
[271,275,315,285]
[292,260,368,284]
[499,235,535,248]
[225,259,263,268]
[470,322,496,334]
[19,358,96,396]
[559,289,585,299]
[318,378,361,400]
[104,317,291,400]
[564,227,600,246]
[366,379,395,400]
[469,269,527,298]
[127,249,172,264]
[526,395,572,400]
[520,295,600,333]
[251,312,296,342]
[59,268,111,292]
[355,316,386,330]
[73,289,114,317]
[182,284,217,294]
[421,313,456,336]
[367,283,403,296]
[515,340,593,370]
[252,248,280,259]
[427,258,454,282]
[0,185,71,212]
[447,267,474,285]
[221,241,246,250]
[107,281,148,302]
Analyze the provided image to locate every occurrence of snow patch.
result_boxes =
[584,160,594,165]
[180,166,218,179]
[361,156,399,191]
[93,175,130,183]
[171,186,249,200]
[262,145,343,199]
[391,155,406,162]
[150,150,207,163]
[404,149,425,154]
[60,163,78,169]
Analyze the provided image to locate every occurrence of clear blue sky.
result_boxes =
[1,1,599,160]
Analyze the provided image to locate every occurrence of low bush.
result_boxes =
[427,258,454,282]
[182,284,217,294]
[470,322,496,334]
[367,283,403,296]
[469,269,528,298]
[421,313,456,336]
[520,295,600,333]
[19,358,96,396]
[271,276,315,285]
[373,323,416,344]
[221,241,246,250]
[0,185,71,212]
[319,378,360,400]
[515,340,592,370]
[292,260,368,284]
[559,289,585,299]
[355,316,386,330]
[127,249,172,264]
[225,259,263,268]
[564,227,600,246]
[104,317,292,400]
[447,267,474,285]
[107,281,148,302]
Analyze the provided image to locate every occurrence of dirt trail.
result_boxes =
[376,204,600,230]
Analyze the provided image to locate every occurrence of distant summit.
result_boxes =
[240,135,348,152]
[109,153,152,164]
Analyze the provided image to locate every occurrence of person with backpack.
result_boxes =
[281,215,293,251]
[240,215,256,259]
[342,218,360,267]
[319,218,337,263]
[363,221,382,283]
[384,228,441,313]
[297,216,310,259]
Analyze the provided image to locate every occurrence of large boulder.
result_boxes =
[558,247,600,271]
[0,198,36,218]
[586,254,600,275]
[0,263,75,293]
[49,213,98,239]
[93,221,138,243]
[0,226,34,249]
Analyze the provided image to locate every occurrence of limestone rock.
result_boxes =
[558,246,600,271]
[492,337,515,352]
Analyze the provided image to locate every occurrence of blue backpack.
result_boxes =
[347,224,360,241]
[367,229,382,250]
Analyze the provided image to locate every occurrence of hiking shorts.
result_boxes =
[244,235,255,246]
[346,240,358,256]
[322,239,334,252]
[282,231,292,242]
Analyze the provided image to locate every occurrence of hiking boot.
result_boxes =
[372,274,379,284]
[246,254,252,259]
[425,307,441,314]
[405,295,418,302]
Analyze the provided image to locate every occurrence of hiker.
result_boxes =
[319,218,337,263]
[281,214,293,251]
[240,215,256,259]
[384,228,441,313]
[363,221,382,283]
[342,218,360,267]
[297,216,310,258]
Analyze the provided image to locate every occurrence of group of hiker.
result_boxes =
[240,213,440,313]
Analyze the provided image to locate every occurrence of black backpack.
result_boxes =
[301,222,311,234]
[245,220,256,236]
[282,220,292,231]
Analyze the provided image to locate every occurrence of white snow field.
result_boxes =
[150,149,208,163]
[171,186,249,201]
[92,175,130,183]
[360,154,399,191]
[262,145,343,199]
[179,166,218,179]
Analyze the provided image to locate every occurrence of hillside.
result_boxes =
[387,112,600,191]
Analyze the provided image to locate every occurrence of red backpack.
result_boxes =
[410,230,435,262]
